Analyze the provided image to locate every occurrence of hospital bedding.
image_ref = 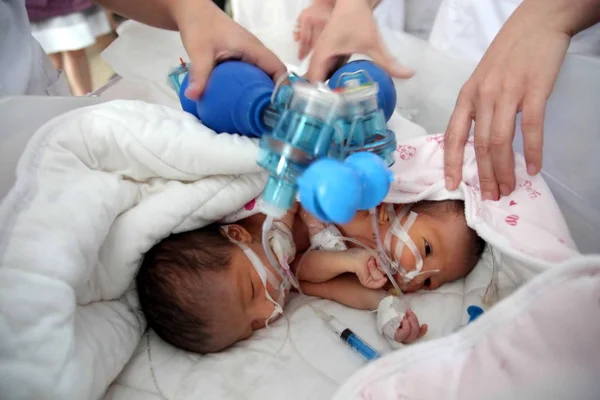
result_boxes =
[0,95,594,400]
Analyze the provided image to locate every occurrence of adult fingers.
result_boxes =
[521,93,546,176]
[241,42,288,83]
[305,44,340,83]
[489,95,518,196]
[444,88,474,190]
[309,24,325,55]
[184,46,215,99]
[366,42,414,80]
[473,89,498,201]
[298,17,313,60]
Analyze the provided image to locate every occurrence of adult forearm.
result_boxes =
[93,0,213,31]
[521,0,600,36]
[314,0,381,10]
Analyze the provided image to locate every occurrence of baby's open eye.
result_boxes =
[424,239,432,257]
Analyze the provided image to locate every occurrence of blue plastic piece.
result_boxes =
[171,60,397,219]
[344,331,381,361]
[297,158,361,224]
[181,61,274,137]
[343,152,393,210]
[297,152,392,224]
[328,60,397,122]
[258,104,339,213]
[467,305,484,323]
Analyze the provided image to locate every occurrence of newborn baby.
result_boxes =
[136,200,485,353]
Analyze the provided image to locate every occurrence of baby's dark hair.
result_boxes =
[136,224,235,353]
[412,199,486,273]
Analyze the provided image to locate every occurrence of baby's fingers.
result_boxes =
[418,324,428,339]
[366,258,387,288]
[403,311,421,343]
[394,317,411,342]
[368,259,384,280]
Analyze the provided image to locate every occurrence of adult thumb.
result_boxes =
[305,42,346,83]
[368,44,414,80]
[184,52,214,100]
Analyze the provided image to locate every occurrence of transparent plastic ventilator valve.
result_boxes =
[257,83,343,217]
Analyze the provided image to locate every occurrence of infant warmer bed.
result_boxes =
[0,21,599,400]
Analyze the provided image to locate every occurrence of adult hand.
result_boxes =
[294,0,335,61]
[173,0,287,99]
[305,0,413,83]
[443,0,600,200]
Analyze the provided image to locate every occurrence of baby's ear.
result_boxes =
[221,224,253,244]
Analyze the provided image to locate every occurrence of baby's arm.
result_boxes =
[301,274,387,310]
[298,207,347,251]
[302,275,428,344]
[293,250,354,283]
[293,248,387,288]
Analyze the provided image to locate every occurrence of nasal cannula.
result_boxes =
[311,306,381,361]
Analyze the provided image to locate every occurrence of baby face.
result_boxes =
[220,240,289,346]
[383,210,475,293]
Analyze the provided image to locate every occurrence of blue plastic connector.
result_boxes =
[467,305,484,323]
[328,60,397,122]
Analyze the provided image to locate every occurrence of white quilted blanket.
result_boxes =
[0,100,266,400]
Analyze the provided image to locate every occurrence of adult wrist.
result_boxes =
[168,0,216,30]
[313,0,336,9]
[522,0,600,37]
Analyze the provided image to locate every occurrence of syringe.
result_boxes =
[312,306,381,361]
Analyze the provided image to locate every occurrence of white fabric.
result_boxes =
[386,134,579,265]
[309,225,348,251]
[231,0,406,37]
[0,0,70,96]
[376,295,407,346]
[0,100,266,400]
[269,221,297,264]
[30,6,112,54]
[429,0,600,63]
[334,259,600,400]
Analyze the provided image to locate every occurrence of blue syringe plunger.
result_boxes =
[315,308,381,361]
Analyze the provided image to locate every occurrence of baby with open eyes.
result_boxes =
[136,199,486,354]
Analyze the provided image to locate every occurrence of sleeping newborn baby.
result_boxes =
[136,200,485,353]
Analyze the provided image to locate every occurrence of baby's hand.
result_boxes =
[394,310,428,344]
[345,248,387,289]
